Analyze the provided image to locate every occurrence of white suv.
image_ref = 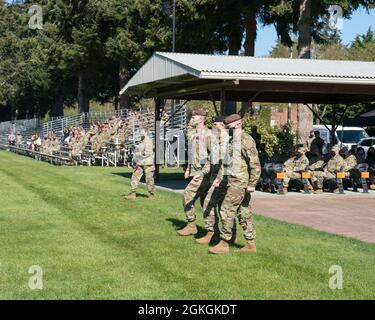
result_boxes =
[357,137,375,156]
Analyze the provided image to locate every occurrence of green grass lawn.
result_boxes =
[0,150,375,299]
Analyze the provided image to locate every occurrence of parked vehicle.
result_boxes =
[313,125,369,154]
[357,137,375,155]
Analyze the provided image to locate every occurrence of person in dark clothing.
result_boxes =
[258,143,269,167]
[250,126,261,150]
[309,131,325,158]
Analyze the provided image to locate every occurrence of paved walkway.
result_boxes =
[155,180,375,243]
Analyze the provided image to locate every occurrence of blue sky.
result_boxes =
[255,7,375,56]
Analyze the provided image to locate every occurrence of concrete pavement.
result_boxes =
[154,180,375,243]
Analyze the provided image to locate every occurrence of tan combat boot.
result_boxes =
[333,188,340,194]
[148,193,155,200]
[125,192,136,200]
[208,240,229,255]
[283,187,288,194]
[177,222,198,236]
[314,189,323,194]
[235,240,257,253]
[195,231,215,245]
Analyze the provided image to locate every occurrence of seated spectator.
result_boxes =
[340,146,357,174]
[283,147,311,193]
[356,147,366,164]
[33,134,42,152]
[8,132,15,146]
[16,132,22,146]
[311,145,344,194]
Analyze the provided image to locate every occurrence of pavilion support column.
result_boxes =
[220,89,226,116]
[331,104,337,148]
[219,87,236,116]
[154,98,164,181]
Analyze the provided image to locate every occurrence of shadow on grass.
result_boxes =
[166,218,242,248]
[113,172,133,179]
[112,170,185,182]
[121,192,149,198]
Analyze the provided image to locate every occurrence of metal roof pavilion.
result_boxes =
[120,52,375,104]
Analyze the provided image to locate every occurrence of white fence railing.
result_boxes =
[0,118,42,135]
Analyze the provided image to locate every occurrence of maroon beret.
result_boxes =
[224,114,242,125]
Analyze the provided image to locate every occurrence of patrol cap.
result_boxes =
[340,146,349,153]
[223,114,241,125]
[331,145,340,152]
[191,109,206,117]
[212,116,225,123]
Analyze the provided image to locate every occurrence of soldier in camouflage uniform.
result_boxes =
[177,109,212,237]
[50,135,60,154]
[195,116,229,244]
[126,128,155,200]
[91,131,102,156]
[16,133,22,146]
[283,146,311,193]
[209,114,261,255]
[311,145,344,194]
[341,146,357,175]
[41,137,48,154]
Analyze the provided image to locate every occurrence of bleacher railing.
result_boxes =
[0,118,43,139]
[42,108,155,136]
[1,102,187,167]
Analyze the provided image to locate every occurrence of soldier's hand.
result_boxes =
[193,174,201,182]
[184,170,190,179]
[246,186,256,193]
[213,177,221,187]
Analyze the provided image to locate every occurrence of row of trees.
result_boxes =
[271,27,375,124]
[0,0,373,140]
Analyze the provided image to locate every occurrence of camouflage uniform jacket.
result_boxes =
[344,154,357,172]
[187,127,212,177]
[325,154,344,173]
[284,155,309,172]
[209,129,229,179]
[309,160,325,171]
[222,132,261,189]
[134,135,154,166]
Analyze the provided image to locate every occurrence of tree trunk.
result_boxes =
[242,8,257,116]
[296,0,313,146]
[119,58,131,109]
[77,73,89,114]
[52,92,64,118]
[225,18,242,116]
[297,0,311,59]
[244,9,257,57]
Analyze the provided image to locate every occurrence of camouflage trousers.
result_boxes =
[311,171,336,189]
[183,174,211,223]
[283,171,313,188]
[131,165,155,194]
[202,178,227,232]
[219,180,256,241]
